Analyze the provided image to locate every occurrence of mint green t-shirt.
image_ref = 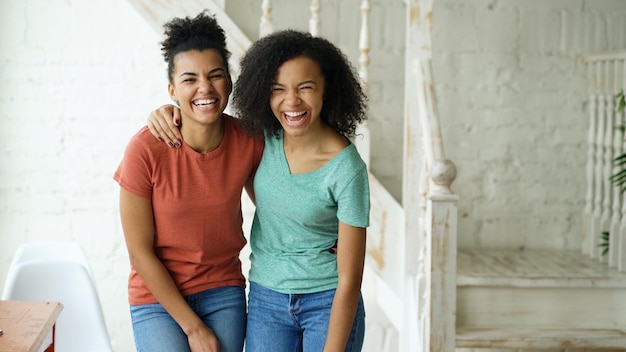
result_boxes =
[249,131,370,294]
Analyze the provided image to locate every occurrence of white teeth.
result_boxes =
[194,99,216,106]
[284,111,305,117]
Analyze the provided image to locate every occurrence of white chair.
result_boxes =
[4,240,95,281]
[2,259,113,352]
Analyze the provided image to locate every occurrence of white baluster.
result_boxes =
[309,0,320,36]
[259,0,274,38]
[359,0,371,92]
[600,61,615,263]
[609,60,621,267]
[591,62,606,259]
[619,58,626,272]
[355,0,371,167]
[583,63,597,256]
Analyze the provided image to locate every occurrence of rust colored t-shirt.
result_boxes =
[114,115,264,305]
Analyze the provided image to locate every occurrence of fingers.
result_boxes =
[187,326,221,352]
[158,106,183,147]
[147,104,183,147]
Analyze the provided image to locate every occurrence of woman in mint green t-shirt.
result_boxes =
[234,30,369,352]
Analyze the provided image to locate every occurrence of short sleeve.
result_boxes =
[336,166,370,228]
[113,130,153,199]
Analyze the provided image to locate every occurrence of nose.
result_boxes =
[198,78,212,94]
[285,89,300,105]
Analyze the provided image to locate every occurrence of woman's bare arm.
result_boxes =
[323,221,366,352]
[119,188,219,351]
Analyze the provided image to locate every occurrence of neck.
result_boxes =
[283,122,329,152]
[180,118,224,154]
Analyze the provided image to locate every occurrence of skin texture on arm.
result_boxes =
[323,221,366,352]
[147,104,183,147]
[119,188,220,352]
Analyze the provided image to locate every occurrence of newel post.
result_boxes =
[425,159,458,352]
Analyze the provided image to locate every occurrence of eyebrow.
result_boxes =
[272,80,317,86]
[178,67,226,78]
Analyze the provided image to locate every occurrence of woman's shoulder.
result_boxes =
[338,143,365,168]
[328,136,366,176]
[123,126,169,157]
[127,126,159,146]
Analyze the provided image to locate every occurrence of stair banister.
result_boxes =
[412,56,458,352]
[592,60,607,260]
[259,0,273,37]
[403,1,458,351]
[584,51,626,272]
[602,60,615,262]
[355,0,371,167]
[612,57,626,271]
[583,62,598,256]
[309,0,320,37]
[610,59,623,268]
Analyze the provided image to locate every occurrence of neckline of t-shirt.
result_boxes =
[279,131,353,176]
[179,118,229,160]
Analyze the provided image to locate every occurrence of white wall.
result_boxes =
[0,0,168,349]
[1,0,625,351]
[433,0,626,250]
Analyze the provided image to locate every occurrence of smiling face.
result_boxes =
[168,49,232,128]
[270,55,326,138]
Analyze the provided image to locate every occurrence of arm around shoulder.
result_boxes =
[146,104,183,147]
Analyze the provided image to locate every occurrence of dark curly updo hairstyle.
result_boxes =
[233,30,367,138]
[161,10,231,83]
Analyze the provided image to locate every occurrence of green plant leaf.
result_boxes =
[614,153,626,163]
[599,231,610,256]
[617,89,625,112]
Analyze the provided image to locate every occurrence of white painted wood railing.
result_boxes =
[583,51,626,272]
[364,1,459,351]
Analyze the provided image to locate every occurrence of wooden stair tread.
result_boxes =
[458,249,626,288]
[456,325,626,349]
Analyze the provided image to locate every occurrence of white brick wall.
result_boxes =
[434,0,626,251]
[1,0,625,351]
[0,0,168,349]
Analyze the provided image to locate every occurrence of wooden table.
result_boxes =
[0,300,63,352]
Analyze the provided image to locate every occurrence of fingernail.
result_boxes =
[168,142,174,147]
[158,137,164,142]
[175,142,181,148]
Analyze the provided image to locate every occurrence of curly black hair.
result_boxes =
[161,10,231,83]
[233,30,367,138]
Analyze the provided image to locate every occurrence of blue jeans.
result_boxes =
[130,286,246,352]
[246,282,365,352]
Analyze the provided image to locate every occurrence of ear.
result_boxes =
[168,82,177,103]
